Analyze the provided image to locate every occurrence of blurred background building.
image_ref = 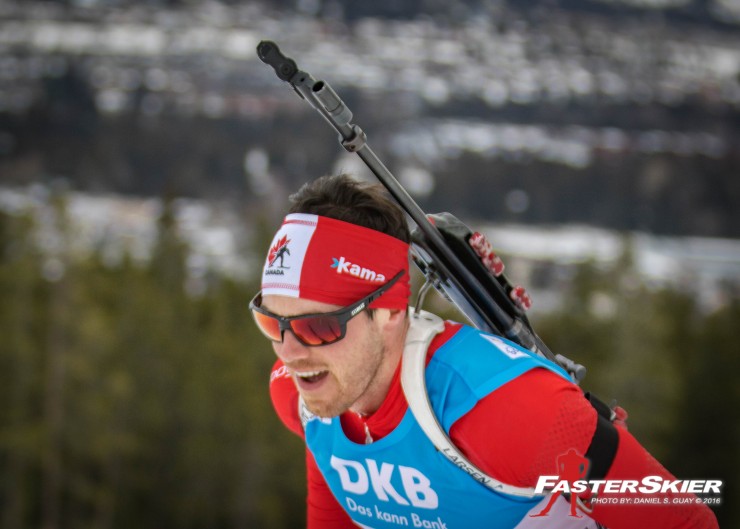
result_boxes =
[2,0,739,301]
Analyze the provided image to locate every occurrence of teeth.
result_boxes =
[295,370,325,379]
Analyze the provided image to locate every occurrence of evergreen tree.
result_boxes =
[0,199,733,527]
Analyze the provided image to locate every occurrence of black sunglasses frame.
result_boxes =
[249,270,404,347]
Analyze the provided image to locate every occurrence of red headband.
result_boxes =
[261,213,410,310]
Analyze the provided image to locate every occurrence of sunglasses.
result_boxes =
[250,271,404,347]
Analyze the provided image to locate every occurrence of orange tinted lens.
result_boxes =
[252,310,282,341]
[291,316,342,346]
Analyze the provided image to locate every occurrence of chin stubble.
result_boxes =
[306,337,387,419]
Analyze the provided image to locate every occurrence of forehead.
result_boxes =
[261,294,342,317]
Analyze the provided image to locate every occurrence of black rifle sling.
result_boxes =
[584,393,620,481]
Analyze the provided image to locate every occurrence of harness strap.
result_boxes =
[584,393,620,481]
[400,311,544,498]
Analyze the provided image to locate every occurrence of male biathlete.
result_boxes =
[252,174,719,529]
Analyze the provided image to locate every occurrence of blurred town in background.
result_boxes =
[0,0,738,528]
[2,0,740,304]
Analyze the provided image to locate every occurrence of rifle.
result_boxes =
[256,40,586,383]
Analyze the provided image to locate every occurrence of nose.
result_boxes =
[273,329,311,363]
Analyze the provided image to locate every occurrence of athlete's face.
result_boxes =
[262,295,390,418]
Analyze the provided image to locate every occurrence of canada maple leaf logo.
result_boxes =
[268,235,291,268]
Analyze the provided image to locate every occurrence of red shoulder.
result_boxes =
[269,359,304,438]
[450,367,597,487]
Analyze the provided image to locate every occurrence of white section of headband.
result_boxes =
[260,213,318,298]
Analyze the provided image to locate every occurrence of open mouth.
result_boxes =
[294,370,329,387]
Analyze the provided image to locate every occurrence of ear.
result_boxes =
[374,308,408,332]
[387,308,407,325]
[372,308,409,354]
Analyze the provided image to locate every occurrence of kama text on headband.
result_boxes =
[261,213,411,310]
